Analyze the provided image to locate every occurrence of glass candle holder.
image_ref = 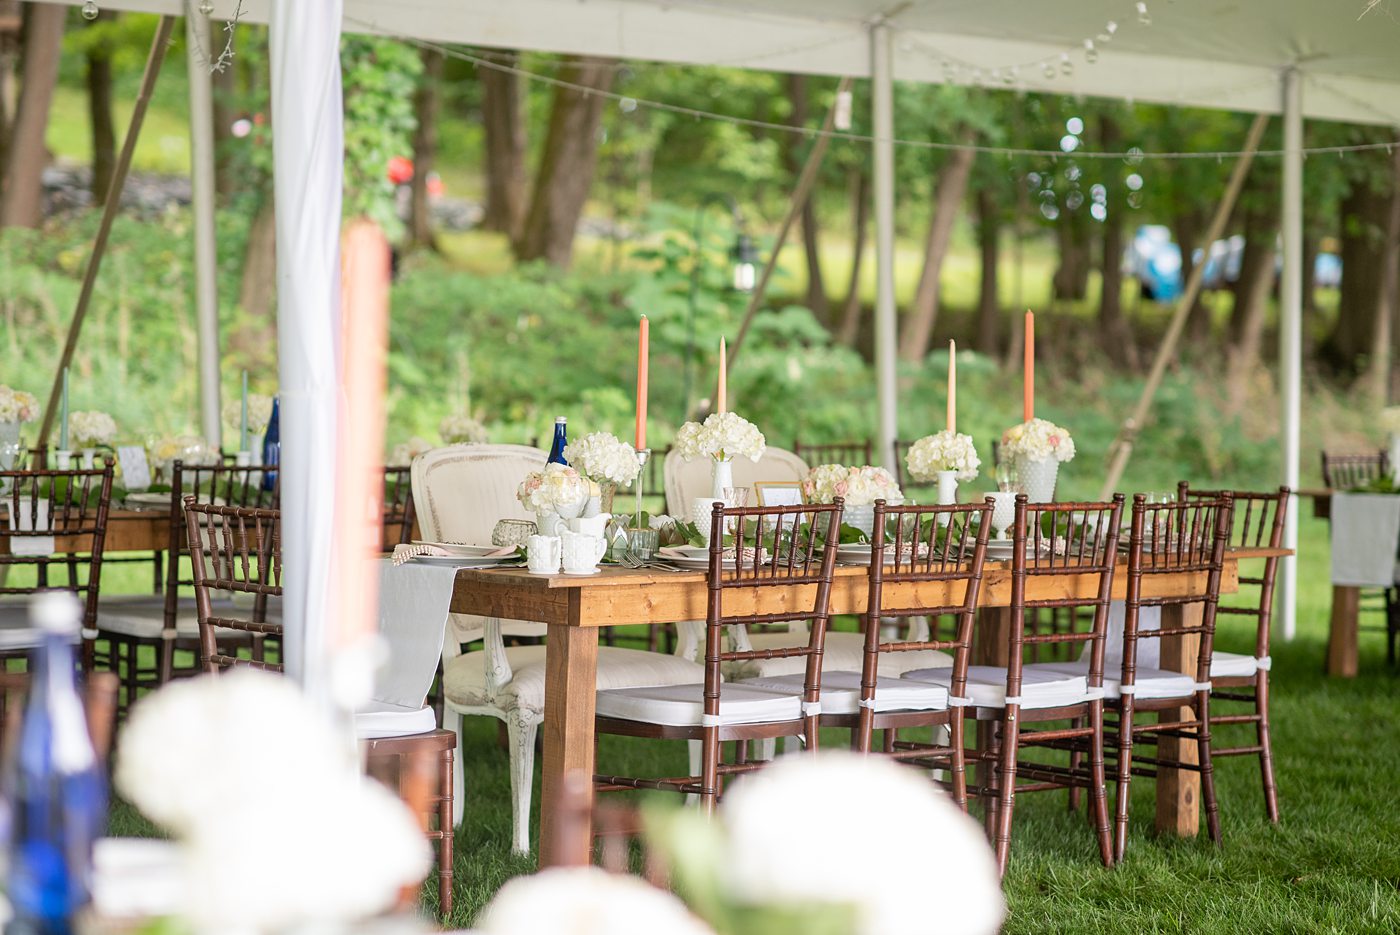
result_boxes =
[492,519,538,549]
[626,527,660,561]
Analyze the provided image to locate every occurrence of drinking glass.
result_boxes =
[995,461,1017,493]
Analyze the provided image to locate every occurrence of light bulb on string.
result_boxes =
[1098,20,1117,42]
[1136,2,1152,25]
[1004,66,1017,86]
[1042,61,1056,80]
[1084,39,1098,64]
[199,0,215,15]
[81,0,99,20]
[1061,53,1074,77]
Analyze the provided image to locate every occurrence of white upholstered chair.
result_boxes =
[412,444,704,853]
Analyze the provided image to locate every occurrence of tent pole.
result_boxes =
[871,22,897,473]
[1098,112,1269,498]
[36,16,177,446]
[1279,68,1303,642]
[187,13,222,450]
[726,75,852,368]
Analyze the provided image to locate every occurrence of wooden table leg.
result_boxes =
[537,618,599,869]
[1327,585,1360,678]
[1156,603,1201,837]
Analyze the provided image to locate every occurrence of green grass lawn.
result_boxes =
[325,513,1393,931]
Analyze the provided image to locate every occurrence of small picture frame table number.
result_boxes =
[753,481,805,508]
[117,446,152,492]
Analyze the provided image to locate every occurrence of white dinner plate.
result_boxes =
[123,492,172,509]
[411,555,515,567]
[413,541,506,557]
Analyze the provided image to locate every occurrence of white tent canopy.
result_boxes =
[50,0,1392,662]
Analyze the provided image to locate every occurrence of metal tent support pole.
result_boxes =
[871,22,898,473]
[188,12,222,450]
[1279,68,1303,642]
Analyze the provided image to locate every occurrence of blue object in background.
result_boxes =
[4,595,107,935]
[546,417,568,466]
[262,396,280,492]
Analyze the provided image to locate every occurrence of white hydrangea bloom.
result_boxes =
[672,412,766,463]
[905,430,982,482]
[719,752,1005,935]
[563,431,641,486]
[116,670,430,933]
[1381,406,1400,435]
[517,462,589,512]
[439,412,489,445]
[221,393,275,436]
[0,386,38,423]
[68,411,118,448]
[150,435,216,475]
[1000,418,1076,463]
[801,464,902,506]
[389,436,434,466]
[479,867,715,935]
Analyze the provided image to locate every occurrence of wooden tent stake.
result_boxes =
[1098,112,1270,499]
[726,75,853,368]
[38,16,176,446]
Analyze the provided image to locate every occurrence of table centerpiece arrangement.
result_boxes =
[801,463,902,538]
[1000,418,1075,503]
[1382,405,1400,483]
[517,462,590,536]
[69,410,118,468]
[440,411,489,445]
[0,384,38,474]
[673,411,767,500]
[904,430,981,507]
[562,430,641,516]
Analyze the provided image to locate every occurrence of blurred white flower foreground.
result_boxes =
[116,670,430,933]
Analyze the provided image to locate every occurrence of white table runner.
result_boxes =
[373,558,458,708]
[1330,492,1400,588]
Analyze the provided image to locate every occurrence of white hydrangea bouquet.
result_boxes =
[0,385,38,424]
[673,412,766,464]
[801,464,902,506]
[389,436,434,466]
[563,431,640,487]
[440,412,489,445]
[222,393,275,437]
[150,435,216,479]
[69,410,118,449]
[518,462,589,518]
[1000,418,1076,463]
[115,670,430,934]
[905,431,982,482]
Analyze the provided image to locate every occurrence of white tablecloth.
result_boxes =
[1330,492,1400,588]
[373,559,458,708]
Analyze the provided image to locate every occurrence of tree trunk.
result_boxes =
[481,50,528,239]
[1171,211,1212,342]
[1225,205,1278,410]
[239,200,277,330]
[211,57,236,200]
[1364,147,1400,404]
[86,12,117,204]
[837,167,869,348]
[1052,210,1091,302]
[1326,177,1389,375]
[975,187,1000,355]
[1095,114,1133,367]
[784,73,828,322]
[408,46,442,251]
[512,56,616,268]
[900,144,976,362]
[0,2,65,229]
[0,0,20,172]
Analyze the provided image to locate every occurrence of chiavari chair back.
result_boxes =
[0,461,115,671]
[1320,450,1389,490]
[594,501,844,813]
[791,438,873,468]
[1179,482,1287,822]
[1110,492,1233,860]
[382,466,417,550]
[183,500,283,673]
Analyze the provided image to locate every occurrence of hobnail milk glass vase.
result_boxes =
[1389,433,1400,483]
[0,421,19,495]
[1017,457,1059,503]
[710,458,734,501]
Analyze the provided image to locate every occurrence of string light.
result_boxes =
[81,0,99,20]
[1136,2,1152,25]
[1084,39,1099,64]
[347,15,1400,163]
[1060,53,1074,77]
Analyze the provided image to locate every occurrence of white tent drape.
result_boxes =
[269,0,344,687]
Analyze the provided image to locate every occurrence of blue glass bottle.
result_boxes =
[4,593,107,935]
[261,396,280,492]
[546,417,568,465]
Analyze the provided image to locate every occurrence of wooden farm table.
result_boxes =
[451,548,1283,867]
[1298,488,1384,679]
[0,509,170,556]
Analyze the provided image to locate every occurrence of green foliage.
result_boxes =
[340,36,422,235]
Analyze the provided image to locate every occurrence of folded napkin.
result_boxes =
[1331,492,1400,587]
[6,501,54,557]
[391,542,515,566]
[659,545,769,564]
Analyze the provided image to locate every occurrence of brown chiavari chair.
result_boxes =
[791,438,873,468]
[1105,493,1233,862]
[0,460,115,673]
[183,500,457,917]
[908,494,1125,875]
[594,500,844,813]
[382,466,418,551]
[1179,482,1286,822]
[1320,450,1389,490]
[549,770,668,885]
[95,461,279,706]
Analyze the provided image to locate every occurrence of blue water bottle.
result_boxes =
[4,593,107,935]
[261,396,280,491]
[546,416,568,465]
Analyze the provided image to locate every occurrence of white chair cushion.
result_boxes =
[738,669,949,715]
[596,682,801,727]
[443,644,705,715]
[1210,651,1262,678]
[1035,660,1200,701]
[726,630,953,680]
[354,701,437,739]
[902,663,1090,709]
[96,595,257,640]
